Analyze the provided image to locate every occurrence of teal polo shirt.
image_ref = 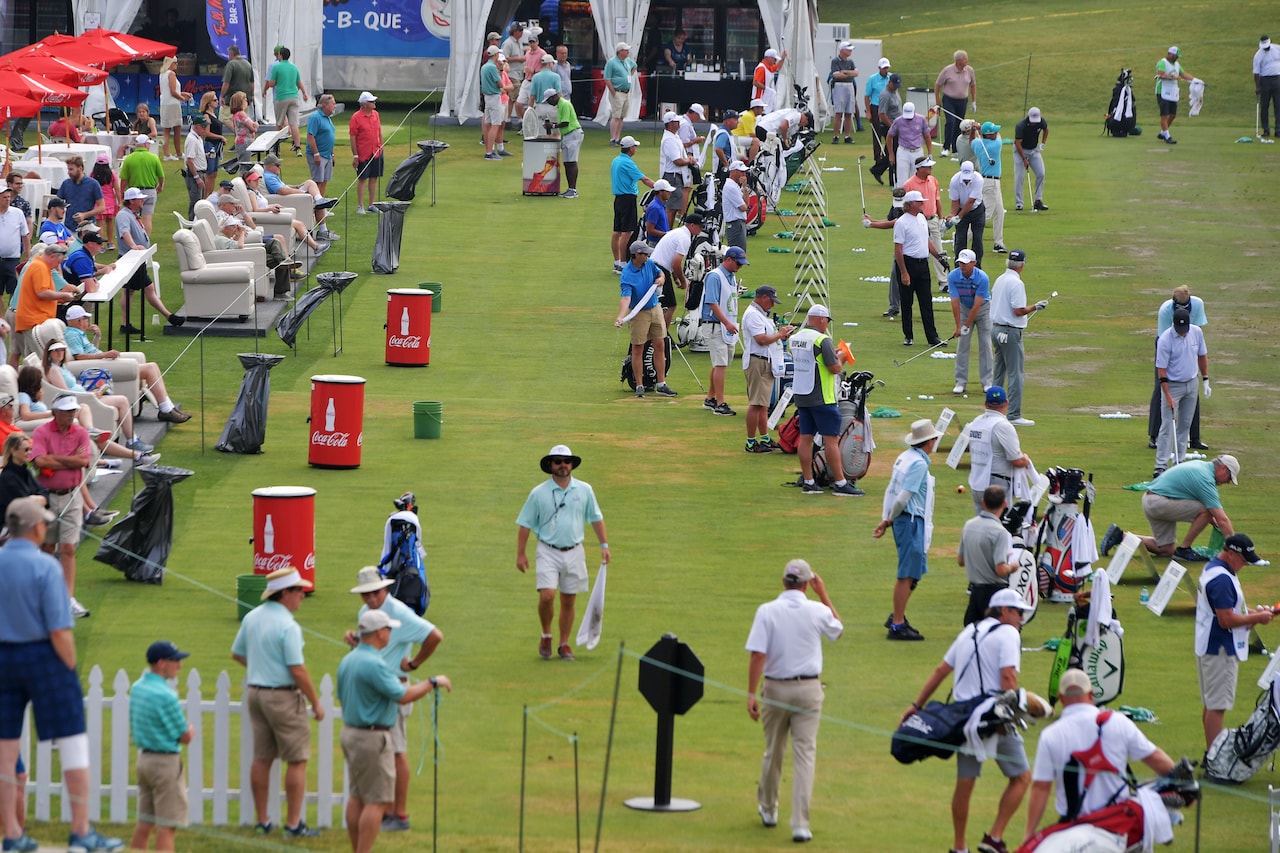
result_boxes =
[336,643,407,728]
[515,476,603,549]
[357,596,434,670]
[230,601,305,687]
[130,671,188,753]
[1148,460,1222,510]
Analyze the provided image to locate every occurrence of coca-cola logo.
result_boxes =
[254,553,295,571]
[304,553,316,571]
[388,334,422,349]
[311,431,350,447]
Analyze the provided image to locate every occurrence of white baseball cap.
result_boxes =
[729,160,748,172]
[652,179,676,192]
[807,304,830,318]
[956,249,976,263]
[902,102,916,118]
[902,190,924,203]
[1027,107,1042,121]
[122,187,146,201]
[134,134,151,145]
[662,111,680,124]
[66,306,91,321]
[878,58,892,69]
[615,42,631,53]
[764,49,781,60]
[687,103,705,118]
[358,91,378,103]
[839,42,853,53]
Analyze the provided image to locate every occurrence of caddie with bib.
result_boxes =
[741,286,795,453]
[966,387,1029,515]
[1195,533,1274,750]
[789,304,858,496]
[698,247,746,417]
[875,419,942,640]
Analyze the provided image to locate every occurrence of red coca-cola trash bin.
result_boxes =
[385,288,432,366]
[252,486,317,590]
[309,375,365,468]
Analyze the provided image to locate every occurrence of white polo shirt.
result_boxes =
[990,268,1027,328]
[0,207,29,258]
[745,589,842,679]
[893,210,931,259]
[943,618,1020,701]
[650,225,692,271]
[949,170,985,210]
[741,301,777,366]
[659,129,689,182]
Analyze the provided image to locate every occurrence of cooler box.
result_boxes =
[309,375,365,468]
[252,486,317,590]
[522,138,562,196]
[385,288,432,366]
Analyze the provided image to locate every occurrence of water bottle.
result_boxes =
[400,306,410,336]
[1140,586,1150,604]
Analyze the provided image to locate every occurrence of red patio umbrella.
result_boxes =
[7,52,109,87]
[63,28,178,67]
[0,65,89,160]
[1,93,46,177]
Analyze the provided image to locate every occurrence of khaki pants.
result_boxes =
[757,677,824,833]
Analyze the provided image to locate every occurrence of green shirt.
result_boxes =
[336,643,407,728]
[230,600,305,687]
[130,671,188,753]
[119,150,164,189]
[557,97,581,135]
[269,60,302,100]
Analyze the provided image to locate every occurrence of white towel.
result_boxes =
[860,416,876,454]
[575,563,607,649]
[1013,457,1050,508]
[1073,515,1099,566]
[961,695,1000,762]
[1188,79,1206,117]
[1135,784,1173,851]
[923,474,937,551]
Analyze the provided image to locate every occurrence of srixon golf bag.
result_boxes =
[1035,468,1096,604]
[1105,69,1138,137]
[620,337,673,391]
[1002,500,1040,624]
[1203,679,1280,784]
[812,371,877,485]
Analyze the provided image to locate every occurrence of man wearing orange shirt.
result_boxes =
[902,156,947,290]
[752,49,787,113]
[350,92,385,215]
[14,242,76,363]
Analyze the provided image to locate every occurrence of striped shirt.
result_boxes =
[130,671,188,753]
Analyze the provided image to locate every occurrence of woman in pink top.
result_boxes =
[90,155,121,250]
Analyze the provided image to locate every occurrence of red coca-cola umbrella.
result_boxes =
[0,65,89,160]
[56,28,178,68]
[6,52,109,86]
[1,94,43,175]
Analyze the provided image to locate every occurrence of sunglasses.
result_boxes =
[550,458,573,464]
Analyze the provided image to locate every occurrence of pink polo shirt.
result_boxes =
[31,419,90,492]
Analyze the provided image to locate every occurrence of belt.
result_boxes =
[991,473,1011,482]
[249,684,298,691]
[751,354,769,360]
[1,258,18,263]
[542,542,579,552]
[700,320,721,326]
[766,675,820,681]
[346,723,391,732]
[140,749,180,755]
[47,488,77,495]
[993,323,1020,329]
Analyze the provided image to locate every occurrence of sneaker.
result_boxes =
[558,643,575,661]
[903,339,913,346]
[703,398,718,410]
[1033,201,1050,211]
[293,145,303,157]
[844,136,853,144]
[254,822,273,835]
[1015,204,1024,211]
[158,407,192,424]
[1152,467,1165,480]
[483,152,502,161]
[282,822,320,838]
[356,206,368,214]
[67,829,123,851]
[993,244,1008,253]
[609,139,621,146]
[539,635,553,659]
[832,136,840,144]
[1009,417,1035,427]
[163,154,180,161]
[119,323,144,335]
[887,623,924,641]
[800,481,824,495]
[314,196,339,210]
[1191,440,1210,450]
[290,269,308,281]
[1100,523,1124,557]
[762,437,782,450]
[654,383,678,397]
[746,440,773,453]
[928,339,946,348]
[167,314,185,327]
[1164,136,1177,144]
[561,188,579,199]
[70,598,90,619]
[830,481,865,497]
[124,436,153,452]
[498,149,515,157]
[941,149,951,157]
[793,828,813,842]
[135,452,162,466]
[318,230,340,241]
[635,385,645,398]
[758,805,777,827]
[713,402,737,416]
[381,815,410,832]
[1174,546,1209,563]
[2,833,39,852]
[952,383,965,394]
[84,509,116,527]
[978,833,1010,853]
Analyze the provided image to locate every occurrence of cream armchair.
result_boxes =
[19,352,120,433]
[190,220,270,300]
[31,318,143,410]
[172,230,256,321]
[193,199,264,245]
[229,177,297,251]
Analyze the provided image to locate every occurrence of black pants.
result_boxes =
[7,117,30,148]
[964,584,1007,626]
[898,255,939,344]
[953,204,985,270]
[869,119,894,184]
[942,95,967,152]
[1260,76,1280,133]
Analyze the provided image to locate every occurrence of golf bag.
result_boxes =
[1036,468,1097,604]
[1047,603,1125,707]
[892,688,1029,765]
[813,371,877,485]
[620,336,673,391]
[681,233,723,313]
[1003,500,1040,624]
[1203,680,1280,783]
[747,127,818,214]
[378,509,430,615]
[1105,69,1139,137]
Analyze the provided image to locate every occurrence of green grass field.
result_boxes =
[27,0,1280,850]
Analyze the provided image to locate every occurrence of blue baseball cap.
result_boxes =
[146,641,190,664]
[724,246,749,265]
[986,386,1007,405]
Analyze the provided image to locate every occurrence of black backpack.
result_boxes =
[378,518,430,615]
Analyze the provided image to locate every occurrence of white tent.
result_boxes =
[440,0,826,125]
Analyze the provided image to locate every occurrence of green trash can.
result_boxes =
[419,282,442,312]
[413,401,443,439]
[236,574,268,621]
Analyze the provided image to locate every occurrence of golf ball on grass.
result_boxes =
[957,485,966,494]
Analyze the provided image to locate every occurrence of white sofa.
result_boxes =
[189,220,270,300]
[172,230,256,321]
[32,318,145,414]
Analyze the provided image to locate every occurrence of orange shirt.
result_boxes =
[902,174,942,219]
[349,108,384,162]
[15,259,58,332]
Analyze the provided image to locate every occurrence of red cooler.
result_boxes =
[252,486,317,589]
[385,288,432,366]
[309,375,365,468]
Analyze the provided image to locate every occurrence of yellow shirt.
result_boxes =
[733,110,759,138]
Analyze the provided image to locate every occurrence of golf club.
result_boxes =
[667,333,707,392]
[893,333,957,367]
[856,154,868,215]
[1025,170,1035,213]
[1026,290,1059,323]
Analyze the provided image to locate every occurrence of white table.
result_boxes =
[18,142,113,169]
[83,244,157,351]
[245,127,291,160]
[85,133,159,163]
[12,158,69,185]
[18,178,51,219]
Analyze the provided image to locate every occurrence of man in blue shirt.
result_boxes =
[699,247,746,416]
[712,111,740,175]
[38,197,76,244]
[947,248,992,394]
[57,156,104,228]
[129,641,193,853]
[60,232,111,291]
[609,137,654,273]
[974,121,1007,253]
[613,242,673,398]
[305,94,337,195]
[337,609,449,853]
[261,153,338,241]
[515,445,611,660]
[1195,534,1272,750]
[643,179,674,245]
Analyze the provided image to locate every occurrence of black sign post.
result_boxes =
[624,634,704,812]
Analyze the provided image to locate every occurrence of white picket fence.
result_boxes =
[20,666,348,828]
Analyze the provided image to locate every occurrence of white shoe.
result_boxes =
[356,206,367,215]
[793,828,813,842]
[70,597,90,618]
[952,384,965,394]
[1010,417,1036,427]
[758,805,777,827]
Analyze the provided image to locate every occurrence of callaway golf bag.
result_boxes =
[1046,599,1125,708]
[1002,500,1040,624]
[811,371,878,486]
[620,337,673,392]
[1105,69,1139,137]
[1203,678,1280,784]
[1035,468,1098,604]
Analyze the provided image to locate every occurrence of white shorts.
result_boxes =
[535,541,588,594]
[517,80,534,106]
[483,94,504,125]
[708,329,732,367]
[831,84,856,114]
[561,128,583,162]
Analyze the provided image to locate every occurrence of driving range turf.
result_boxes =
[40,1,1280,849]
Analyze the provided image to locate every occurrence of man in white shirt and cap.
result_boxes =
[1254,35,1280,137]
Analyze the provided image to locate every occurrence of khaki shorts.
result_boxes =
[535,541,588,594]
[391,695,410,753]
[707,328,731,367]
[609,89,631,119]
[136,752,188,828]
[629,306,664,345]
[138,187,158,217]
[276,98,300,127]
[1142,492,1206,547]
[247,687,311,764]
[483,94,504,125]
[745,356,773,406]
[1198,648,1238,711]
[341,726,395,805]
[45,490,84,547]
